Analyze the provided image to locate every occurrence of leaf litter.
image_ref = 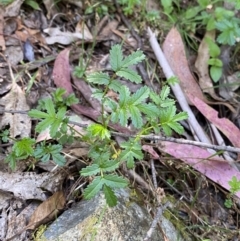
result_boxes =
[0,0,240,240]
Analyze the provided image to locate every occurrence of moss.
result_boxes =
[33,225,48,241]
[162,195,193,241]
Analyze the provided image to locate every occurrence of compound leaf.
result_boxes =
[52,153,66,166]
[130,86,149,105]
[13,138,35,157]
[83,176,104,199]
[103,174,128,188]
[110,45,123,71]
[121,50,145,67]
[100,160,119,172]
[28,109,49,119]
[81,164,100,176]
[128,105,142,128]
[116,68,142,83]
[103,185,117,207]
[45,98,55,116]
[171,111,188,122]
[87,72,110,85]
[137,103,159,118]
[87,123,110,140]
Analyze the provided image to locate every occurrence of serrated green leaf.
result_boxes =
[108,80,122,92]
[83,176,104,199]
[121,50,145,68]
[106,98,117,111]
[81,164,100,176]
[137,103,159,118]
[49,119,62,138]
[28,109,49,119]
[167,76,179,85]
[161,124,172,136]
[171,111,188,122]
[120,139,142,150]
[160,85,170,100]
[53,88,65,102]
[56,107,66,120]
[130,86,149,105]
[45,98,55,116]
[41,153,51,162]
[65,94,79,106]
[13,138,35,157]
[160,98,175,108]
[35,118,55,133]
[1,129,9,142]
[128,105,142,128]
[52,153,66,166]
[49,144,63,154]
[100,160,119,172]
[110,111,120,123]
[229,176,240,193]
[92,90,104,101]
[103,185,117,207]
[150,91,160,105]
[103,174,128,188]
[119,86,130,106]
[120,148,143,162]
[87,123,110,140]
[87,72,110,85]
[5,152,17,170]
[110,45,123,71]
[126,159,135,168]
[160,106,176,123]
[116,68,142,83]
[168,122,184,134]
[119,108,128,126]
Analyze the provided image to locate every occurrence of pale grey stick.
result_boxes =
[111,131,240,155]
[2,110,240,155]
[147,27,211,145]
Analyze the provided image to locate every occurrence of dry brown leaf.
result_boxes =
[75,20,93,40]
[97,19,119,41]
[0,82,31,138]
[162,27,206,105]
[28,191,65,230]
[162,27,236,113]
[195,30,224,101]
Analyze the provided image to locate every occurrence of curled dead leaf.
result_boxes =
[28,191,65,230]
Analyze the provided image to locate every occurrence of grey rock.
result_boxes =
[42,188,184,241]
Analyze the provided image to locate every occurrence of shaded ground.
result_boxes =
[0,0,240,240]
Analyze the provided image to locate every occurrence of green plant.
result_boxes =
[4,88,78,170]
[118,0,141,15]
[224,176,240,208]
[78,44,187,206]
[84,1,112,17]
[24,0,41,10]
[205,36,223,82]
[160,0,240,82]
[4,45,188,207]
